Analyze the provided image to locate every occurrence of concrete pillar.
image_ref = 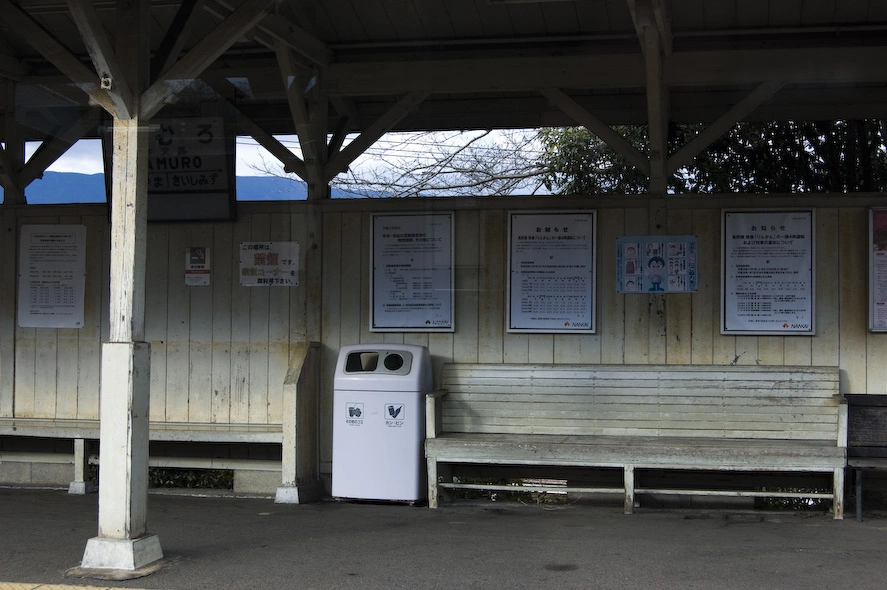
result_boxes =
[81,343,160,569]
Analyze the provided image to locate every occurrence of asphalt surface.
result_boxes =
[1,487,886,590]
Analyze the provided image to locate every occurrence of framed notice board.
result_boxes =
[721,209,815,335]
[507,210,596,334]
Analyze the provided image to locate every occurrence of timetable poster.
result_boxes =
[17,224,86,328]
[722,210,815,335]
[616,236,697,293]
[371,213,454,332]
[870,208,887,331]
[508,210,596,334]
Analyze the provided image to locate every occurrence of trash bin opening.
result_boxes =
[384,353,404,371]
[346,351,379,372]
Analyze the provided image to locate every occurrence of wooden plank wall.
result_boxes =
[3,196,887,474]
[316,197,887,471]
[3,205,318,427]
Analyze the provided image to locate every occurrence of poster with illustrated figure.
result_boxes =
[616,236,697,294]
[870,208,887,331]
[721,209,814,335]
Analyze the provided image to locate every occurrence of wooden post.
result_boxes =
[80,116,161,571]
[275,342,324,503]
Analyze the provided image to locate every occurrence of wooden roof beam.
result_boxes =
[275,40,325,190]
[205,0,331,67]
[67,0,137,119]
[152,0,205,81]
[323,47,887,95]
[0,0,115,114]
[540,87,650,176]
[140,0,280,120]
[628,0,671,57]
[20,107,101,187]
[0,50,30,81]
[324,91,428,181]
[667,81,785,176]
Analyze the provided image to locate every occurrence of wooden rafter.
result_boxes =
[275,40,324,190]
[20,108,101,187]
[323,46,887,96]
[140,0,279,119]
[540,87,650,176]
[152,0,205,80]
[233,103,308,179]
[324,91,428,181]
[67,0,136,119]
[204,0,331,67]
[202,75,309,178]
[0,0,115,114]
[667,82,785,176]
[0,50,30,81]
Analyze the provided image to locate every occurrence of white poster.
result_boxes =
[371,213,454,332]
[239,242,299,286]
[722,210,815,335]
[870,208,887,331]
[17,225,86,328]
[508,210,596,333]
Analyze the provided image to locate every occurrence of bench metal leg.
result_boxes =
[624,465,635,515]
[832,467,844,520]
[855,468,863,522]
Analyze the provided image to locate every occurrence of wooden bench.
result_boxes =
[846,394,887,521]
[425,364,847,519]
[0,417,283,492]
[0,342,321,499]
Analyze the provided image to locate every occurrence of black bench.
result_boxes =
[846,394,887,521]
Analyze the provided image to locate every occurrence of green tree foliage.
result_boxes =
[538,120,887,194]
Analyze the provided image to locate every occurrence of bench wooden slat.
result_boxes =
[0,417,282,443]
[426,363,846,519]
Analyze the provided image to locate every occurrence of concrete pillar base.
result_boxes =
[80,534,163,572]
[275,481,325,504]
[68,481,97,495]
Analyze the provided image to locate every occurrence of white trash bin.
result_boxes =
[332,344,432,502]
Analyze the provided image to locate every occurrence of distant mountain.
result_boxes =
[21,172,363,204]
[25,172,107,204]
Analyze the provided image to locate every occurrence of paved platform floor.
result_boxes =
[1,487,886,589]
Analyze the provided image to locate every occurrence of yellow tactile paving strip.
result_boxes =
[0,584,147,590]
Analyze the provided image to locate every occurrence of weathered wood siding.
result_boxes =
[2,205,320,427]
[3,195,887,472]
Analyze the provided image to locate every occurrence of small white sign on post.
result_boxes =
[239,242,300,286]
[18,224,87,328]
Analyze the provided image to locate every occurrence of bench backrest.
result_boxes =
[439,364,843,443]
[846,394,887,457]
